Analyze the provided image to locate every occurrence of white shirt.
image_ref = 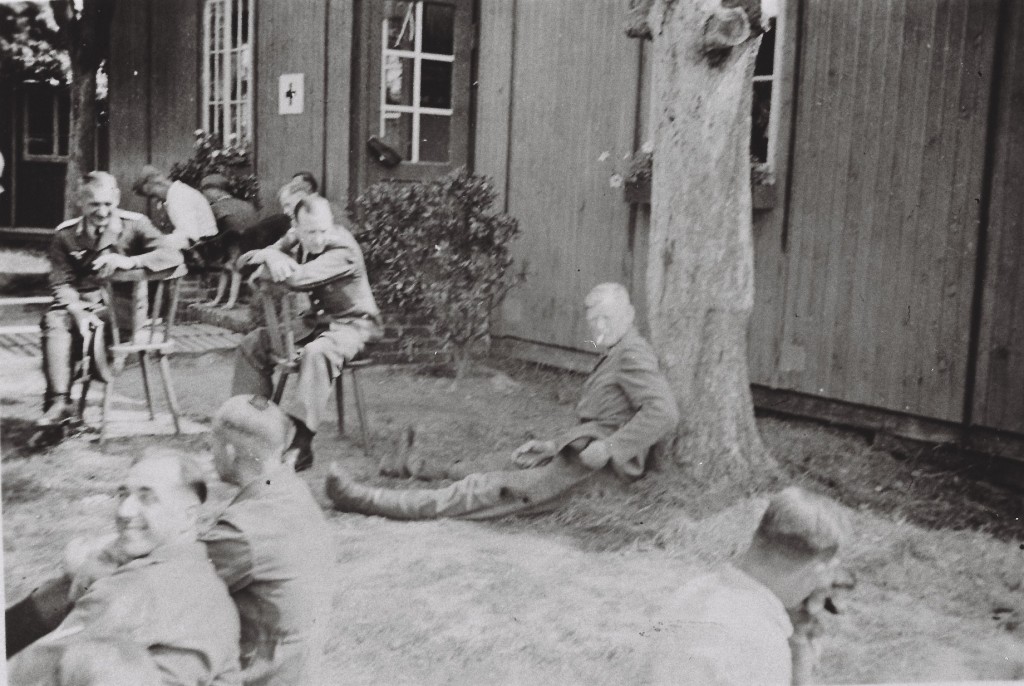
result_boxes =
[648,566,793,686]
[165,180,218,244]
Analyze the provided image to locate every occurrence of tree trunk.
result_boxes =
[61,0,112,220]
[644,0,774,484]
[64,62,97,219]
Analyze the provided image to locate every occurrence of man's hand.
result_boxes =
[259,248,299,282]
[92,253,137,278]
[511,439,556,468]
[67,306,103,340]
[579,440,611,470]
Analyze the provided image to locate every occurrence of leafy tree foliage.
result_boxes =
[170,130,261,207]
[0,1,68,85]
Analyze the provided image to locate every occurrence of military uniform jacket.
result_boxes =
[202,467,334,686]
[559,327,680,480]
[48,210,183,307]
[239,226,382,330]
[9,541,242,686]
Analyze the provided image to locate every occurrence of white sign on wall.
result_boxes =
[279,73,304,115]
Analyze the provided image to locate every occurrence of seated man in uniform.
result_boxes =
[326,282,680,519]
[647,487,846,686]
[203,395,334,685]
[37,171,183,428]
[231,194,382,472]
[6,453,242,685]
[132,165,218,250]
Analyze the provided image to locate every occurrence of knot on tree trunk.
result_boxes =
[701,0,765,67]
[624,0,655,39]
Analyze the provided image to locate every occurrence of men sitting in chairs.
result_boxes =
[232,194,382,471]
[132,165,219,250]
[37,172,183,428]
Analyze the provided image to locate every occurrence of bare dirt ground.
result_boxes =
[3,350,1024,684]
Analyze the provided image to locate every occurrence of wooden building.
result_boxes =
[105,0,1024,461]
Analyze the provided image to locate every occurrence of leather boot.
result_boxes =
[326,464,444,519]
[36,395,74,427]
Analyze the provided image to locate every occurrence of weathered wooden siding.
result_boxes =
[761,0,999,423]
[324,0,355,203]
[972,0,1024,433]
[255,0,327,208]
[108,0,157,213]
[494,0,642,350]
[149,0,201,173]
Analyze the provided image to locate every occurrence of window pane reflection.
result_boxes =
[419,115,450,162]
[383,112,413,160]
[384,55,414,106]
[422,3,454,55]
[385,1,416,50]
[420,60,452,109]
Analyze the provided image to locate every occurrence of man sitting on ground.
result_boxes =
[203,395,334,685]
[231,194,382,472]
[37,171,183,428]
[326,282,679,519]
[132,165,218,250]
[648,487,846,685]
[6,453,242,685]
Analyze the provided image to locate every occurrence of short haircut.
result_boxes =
[292,171,319,193]
[278,176,314,202]
[213,395,291,461]
[58,637,161,686]
[79,171,119,198]
[753,487,843,561]
[130,450,208,504]
[585,282,632,310]
[294,194,333,222]
[131,165,166,197]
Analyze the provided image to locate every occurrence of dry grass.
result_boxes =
[3,351,1024,683]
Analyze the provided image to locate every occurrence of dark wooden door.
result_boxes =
[354,0,473,190]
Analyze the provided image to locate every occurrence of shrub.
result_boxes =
[169,130,260,208]
[353,168,523,374]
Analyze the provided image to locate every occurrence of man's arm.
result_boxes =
[604,343,680,478]
[123,214,184,272]
[201,519,255,592]
[283,246,358,291]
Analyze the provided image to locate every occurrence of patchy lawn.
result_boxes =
[3,351,1023,684]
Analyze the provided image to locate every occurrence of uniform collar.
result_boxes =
[75,213,124,248]
[118,538,207,571]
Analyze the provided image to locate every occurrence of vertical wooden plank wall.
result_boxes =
[972,0,1024,434]
[764,0,998,423]
[473,0,516,213]
[255,0,328,208]
[107,1,152,213]
[148,0,200,174]
[324,0,355,204]
[497,0,642,351]
[749,0,801,385]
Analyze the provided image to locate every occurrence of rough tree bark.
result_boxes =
[59,0,113,219]
[631,0,775,484]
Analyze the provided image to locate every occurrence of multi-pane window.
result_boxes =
[380,1,456,163]
[202,0,253,145]
[751,0,781,167]
[23,87,70,161]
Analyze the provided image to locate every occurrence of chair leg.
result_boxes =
[350,369,372,457]
[78,365,93,422]
[272,371,289,404]
[138,352,155,420]
[100,378,113,445]
[335,374,345,437]
[156,354,182,435]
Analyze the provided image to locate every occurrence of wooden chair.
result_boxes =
[99,264,187,442]
[256,280,373,455]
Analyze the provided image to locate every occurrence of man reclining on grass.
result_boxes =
[203,395,334,686]
[326,282,680,519]
[648,487,848,686]
[8,398,334,686]
[6,453,242,685]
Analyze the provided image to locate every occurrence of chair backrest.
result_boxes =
[103,264,188,351]
[256,280,299,364]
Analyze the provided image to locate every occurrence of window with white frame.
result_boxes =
[380,1,456,163]
[202,0,253,146]
[751,0,782,168]
[23,87,70,162]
